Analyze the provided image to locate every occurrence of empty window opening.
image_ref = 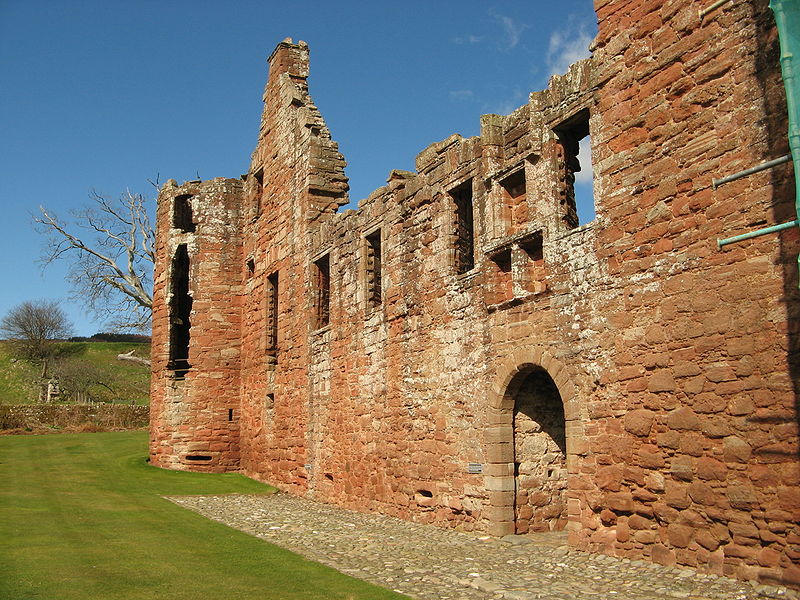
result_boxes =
[554,108,594,227]
[500,170,527,235]
[364,229,382,309]
[450,179,475,274]
[266,393,275,408]
[313,254,330,329]
[415,489,433,500]
[246,258,255,276]
[168,244,192,378]
[266,271,279,354]
[518,232,547,294]
[325,473,334,481]
[185,455,212,461]
[252,168,264,218]
[488,247,513,305]
[228,408,234,422]
[173,194,195,233]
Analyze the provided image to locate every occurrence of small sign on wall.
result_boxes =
[468,463,483,474]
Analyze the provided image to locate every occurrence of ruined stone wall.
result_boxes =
[578,0,800,585]
[150,178,244,472]
[151,0,799,587]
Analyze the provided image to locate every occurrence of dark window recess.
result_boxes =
[173,194,195,233]
[266,271,279,354]
[185,455,212,461]
[519,232,547,294]
[313,255,330,328]
[228,408,234,422]
[252,168,264,218]
[450,180,475,274]
[266,393,275,409]
[490,248,512,273]
[168,244,192,378]
[500,170,526,235]
[416,489,433,499]
[365,230,382,309]
[554,108,592,228]
[488,248,513,305]
[246,258,255,276]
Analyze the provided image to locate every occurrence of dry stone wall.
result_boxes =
[151,1,800,588]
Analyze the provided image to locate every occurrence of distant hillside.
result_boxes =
[0,342,151,405]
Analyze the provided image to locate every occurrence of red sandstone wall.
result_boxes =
[574,0,799,585]
[150,178,244,472]
[151,1,800,587]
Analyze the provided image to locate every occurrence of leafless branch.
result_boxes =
[34,189,156,331]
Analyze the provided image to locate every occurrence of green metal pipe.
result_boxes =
[700,0,734,19]
[769,0,800,282]
[712,154,791,189]
[718,219,799,248]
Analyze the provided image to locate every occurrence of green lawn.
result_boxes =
[0,431,408,600]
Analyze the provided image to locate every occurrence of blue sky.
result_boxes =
[0,0,597,336]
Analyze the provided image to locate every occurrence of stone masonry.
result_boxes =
[150,0,800,588]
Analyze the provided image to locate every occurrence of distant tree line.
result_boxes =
[68,333,151,343]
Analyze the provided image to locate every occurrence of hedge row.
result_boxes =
[0,404,149,431]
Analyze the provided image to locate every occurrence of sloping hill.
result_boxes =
[0,342,151,405]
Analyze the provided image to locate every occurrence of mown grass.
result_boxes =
[0,431,407,600]
[0,342,151,405]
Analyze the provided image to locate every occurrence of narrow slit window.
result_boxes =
[450,179,475,274]
[313,254,330,329]
[168,244,192,378]
[364,230,382,309]
[252,168,264,219]
[173,195,195,233]
[266,271,279,354]
[554,108,594,227]
[500,170,526,235]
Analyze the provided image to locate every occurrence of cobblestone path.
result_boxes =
[169,494,797,600]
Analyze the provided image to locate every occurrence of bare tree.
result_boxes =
[35,189,155,331]
[0,300,73,363]
[52,358,116,404]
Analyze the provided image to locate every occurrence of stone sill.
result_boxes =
[486,288,548,313]
[311,324,331,336]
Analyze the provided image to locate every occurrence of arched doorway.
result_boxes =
[510,366,567,533]
[485,349,580,537]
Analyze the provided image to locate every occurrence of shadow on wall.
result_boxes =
[752,3,800,454]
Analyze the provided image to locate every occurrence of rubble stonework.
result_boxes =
[150,1,800,588]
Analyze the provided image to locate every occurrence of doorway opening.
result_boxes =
[510,366,567,533]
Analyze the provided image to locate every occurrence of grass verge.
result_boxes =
[0,431,407,600]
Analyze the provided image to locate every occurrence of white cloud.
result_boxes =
[449,90,475,101]
[575,135,593,184]
[453,34,483,45]
[494,14,528,50]
[546,22,593,77]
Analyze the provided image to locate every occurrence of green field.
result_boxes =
[0,342,151,405]
[0,431,407,600]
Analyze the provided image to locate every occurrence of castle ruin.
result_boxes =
[150,0,800,587]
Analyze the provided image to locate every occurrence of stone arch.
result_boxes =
[484,347,583,536]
